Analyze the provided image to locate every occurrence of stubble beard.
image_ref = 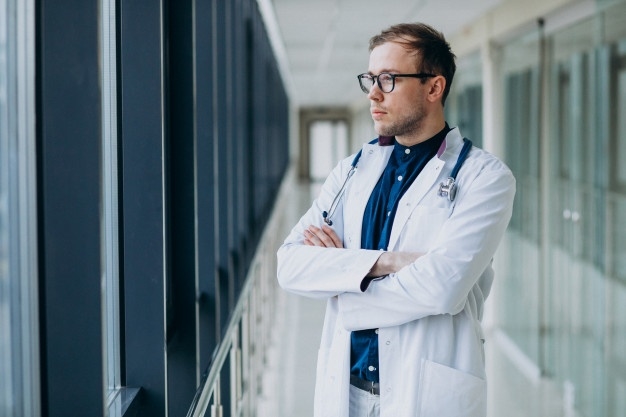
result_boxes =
[374,103,426,138]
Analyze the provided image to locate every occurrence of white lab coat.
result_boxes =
[277,128,515,417]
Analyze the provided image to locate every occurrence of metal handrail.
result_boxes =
[186,167,294,417]
[186,276,253,417]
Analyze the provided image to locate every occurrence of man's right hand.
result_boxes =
[303,225,344,248]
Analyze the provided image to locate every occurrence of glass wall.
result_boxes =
[101,0,121,407]
[604,6,626,414]
[447,51,483,147]
[494,1,626,415]
[498,29,543,365]
[1,0,291,415]
[0,0,39,416]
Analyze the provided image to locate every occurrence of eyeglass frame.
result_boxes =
[357,72,437,94]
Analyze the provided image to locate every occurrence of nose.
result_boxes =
[367,82,383,101]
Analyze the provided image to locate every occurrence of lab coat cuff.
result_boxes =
[359,275,386,292]
[359,251,387,292]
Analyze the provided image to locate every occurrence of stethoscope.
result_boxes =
[322,138,472,226]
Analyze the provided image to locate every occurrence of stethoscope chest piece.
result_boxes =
[438,177,457,202]
[436,137,472,203]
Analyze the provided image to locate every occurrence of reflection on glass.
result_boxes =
[0,0,38,415]
[499,32,542,365]
[494,5,626,415]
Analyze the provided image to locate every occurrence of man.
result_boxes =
[277,23,515,417]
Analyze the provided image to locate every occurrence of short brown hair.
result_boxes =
[369,23,456,104]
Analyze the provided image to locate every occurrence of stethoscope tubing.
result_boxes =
[322,137,472,226]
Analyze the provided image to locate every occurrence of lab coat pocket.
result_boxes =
[417,359,486,417]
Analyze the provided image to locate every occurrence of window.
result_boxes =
[0,0,39,415]
[101,0,122,407]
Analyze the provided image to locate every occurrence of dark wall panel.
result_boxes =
[37,0,104,415]
[35,0,290,415]
[119,0,168,415]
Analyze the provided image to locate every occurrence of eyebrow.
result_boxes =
[367,68,402,74]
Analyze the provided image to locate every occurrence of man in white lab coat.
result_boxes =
[277,23,515,417]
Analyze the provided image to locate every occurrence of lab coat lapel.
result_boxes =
[387,129,464,250]
[344,144,393,247]
[387,157,446,250]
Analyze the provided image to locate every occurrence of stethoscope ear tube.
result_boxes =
[322,165,356,226]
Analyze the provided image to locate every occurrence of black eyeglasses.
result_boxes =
[357,72,436,94]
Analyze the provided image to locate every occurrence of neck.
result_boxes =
[395,114,446,147]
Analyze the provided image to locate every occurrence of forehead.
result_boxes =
[368,41,418,73]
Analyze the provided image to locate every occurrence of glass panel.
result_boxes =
[545,14,616,417]
[447,51,483,147]
[497,31,542,365]
[101,0,121,407]
[0,0,11,410]
[607,10,626,414]
[0,0,38,415]
[471,3,626,416]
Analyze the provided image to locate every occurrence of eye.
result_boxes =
[378,73,393,83]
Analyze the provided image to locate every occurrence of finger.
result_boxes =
[303,229,325,247]
[307,226,335,248]
[321,225,343,248]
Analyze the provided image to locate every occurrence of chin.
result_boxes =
[373,123,389,136]
[376,127,395,137]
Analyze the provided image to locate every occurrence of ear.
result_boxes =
[426,76,446,103]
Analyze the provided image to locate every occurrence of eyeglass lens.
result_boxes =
[359,73,395,94]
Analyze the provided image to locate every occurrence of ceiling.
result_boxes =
[269,0,504,109]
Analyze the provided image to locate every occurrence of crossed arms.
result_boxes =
[303,224,420,278]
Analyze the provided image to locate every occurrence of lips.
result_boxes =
[371,108,387,119]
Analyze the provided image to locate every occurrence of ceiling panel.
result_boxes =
[270,0,504,107]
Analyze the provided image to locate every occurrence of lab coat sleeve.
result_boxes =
[338,157,516,330]
[277,157,384,299]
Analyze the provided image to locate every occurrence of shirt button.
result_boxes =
[405,149,410,154]
[368,365,376,371]
[386,340,391,345]
[375,329,379,334]
[387,211,391,217]
[397,175,403,181]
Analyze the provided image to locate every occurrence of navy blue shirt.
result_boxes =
[350,125,449,383]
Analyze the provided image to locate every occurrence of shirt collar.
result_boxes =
[377,123,451,148]
[392,123,451,155]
